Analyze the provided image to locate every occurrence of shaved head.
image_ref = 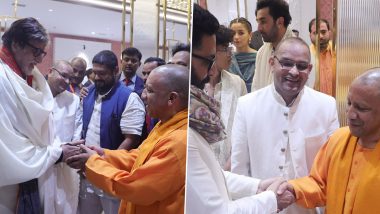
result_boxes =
[347,67,380,144]
[352,67,380,95]
[275,37,311,62]
[151,64,189,107]
[142,64,189,122]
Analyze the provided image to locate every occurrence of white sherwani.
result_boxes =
[231,84,339,214]
[210,70,247,168]
[251,28,293,92]
[50,90,82,213]
[186,128,278,214]
[0,59,62,213]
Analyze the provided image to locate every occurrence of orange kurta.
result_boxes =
[289,127,380,214]
[85,110,188,214]
[310,41,336,96]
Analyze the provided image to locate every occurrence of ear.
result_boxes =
[276,17,284,27]
[307,63,313,74]
[11,41,22,52]
[269,56,275,66]
[168,92,179,105]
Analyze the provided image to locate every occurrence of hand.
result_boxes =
[277,190,295,212]
[257,177,283,194]
[87,145,105,156]
[276,182,296,212]
[80,87,89,99]
[61,140,84,162]
[66,145,96,170]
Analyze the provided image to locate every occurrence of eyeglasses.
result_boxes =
[25,42,47,58]
[217,47,233,56]
[273,56,309,73]
[52,67,71,81]
[192,53,215,71]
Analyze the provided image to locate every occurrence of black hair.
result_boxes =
[144,57,166,66]
[2,17,49,49]
[92,50,118,71]
[121,47,142,61]
[192,3,219,50]
[172,43,190,56]
[255,0,292,28]
[309,18,330,33]
[216,25,234,46]
[229,17,253,32]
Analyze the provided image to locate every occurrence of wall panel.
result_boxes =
[336,0,380,125]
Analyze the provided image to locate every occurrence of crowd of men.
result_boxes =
[0,17,189,214]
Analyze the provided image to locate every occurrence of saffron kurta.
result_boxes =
[85,110,188,214]
[310,41,336,96]
[289,127,380,214]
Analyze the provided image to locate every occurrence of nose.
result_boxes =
[35,55,44,63]
[288,66,300,76]
[141,88,147,101]
[63,77,70,84]
[257,24,263,33]
[346,105,357,120]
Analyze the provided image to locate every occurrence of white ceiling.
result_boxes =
[0,0,189,42]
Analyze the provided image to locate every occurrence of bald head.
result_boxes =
[54,60,72,70]
[275,37,311,62]
[353,67,380,91]
[151,64,189,107]
[70,57,87,85]
[48,60,73,96]
[142,64,189,122]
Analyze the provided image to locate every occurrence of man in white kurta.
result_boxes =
[47,60,83,213]
[231,37,339,214]
[209,70,247,170]
[0,18,81,213]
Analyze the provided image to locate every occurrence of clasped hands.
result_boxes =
[257,177,296,212]
[61,140,104,170]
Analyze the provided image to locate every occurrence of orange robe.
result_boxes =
[85,110,188,214]
[289,127,380,214]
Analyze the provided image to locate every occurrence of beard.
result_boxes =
[261,25,278,43]
[95,76,115,95]
[191,69,210,90]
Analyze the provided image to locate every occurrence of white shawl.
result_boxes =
[0,59,66,213]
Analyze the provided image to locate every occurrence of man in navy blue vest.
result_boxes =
[119,47,145,97]
[78,50,145,214]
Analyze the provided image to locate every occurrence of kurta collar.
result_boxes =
[270,83,304,108]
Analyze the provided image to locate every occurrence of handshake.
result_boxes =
[257,177,296,212]
[60,140,104,170]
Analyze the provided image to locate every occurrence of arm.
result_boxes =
[186,129,277,214]
[230,99,250,176]
[288,140,332,208]
[119,93,145,149]
[72,95,83,141]
[85,133,186,205]
[118,134,141,150]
